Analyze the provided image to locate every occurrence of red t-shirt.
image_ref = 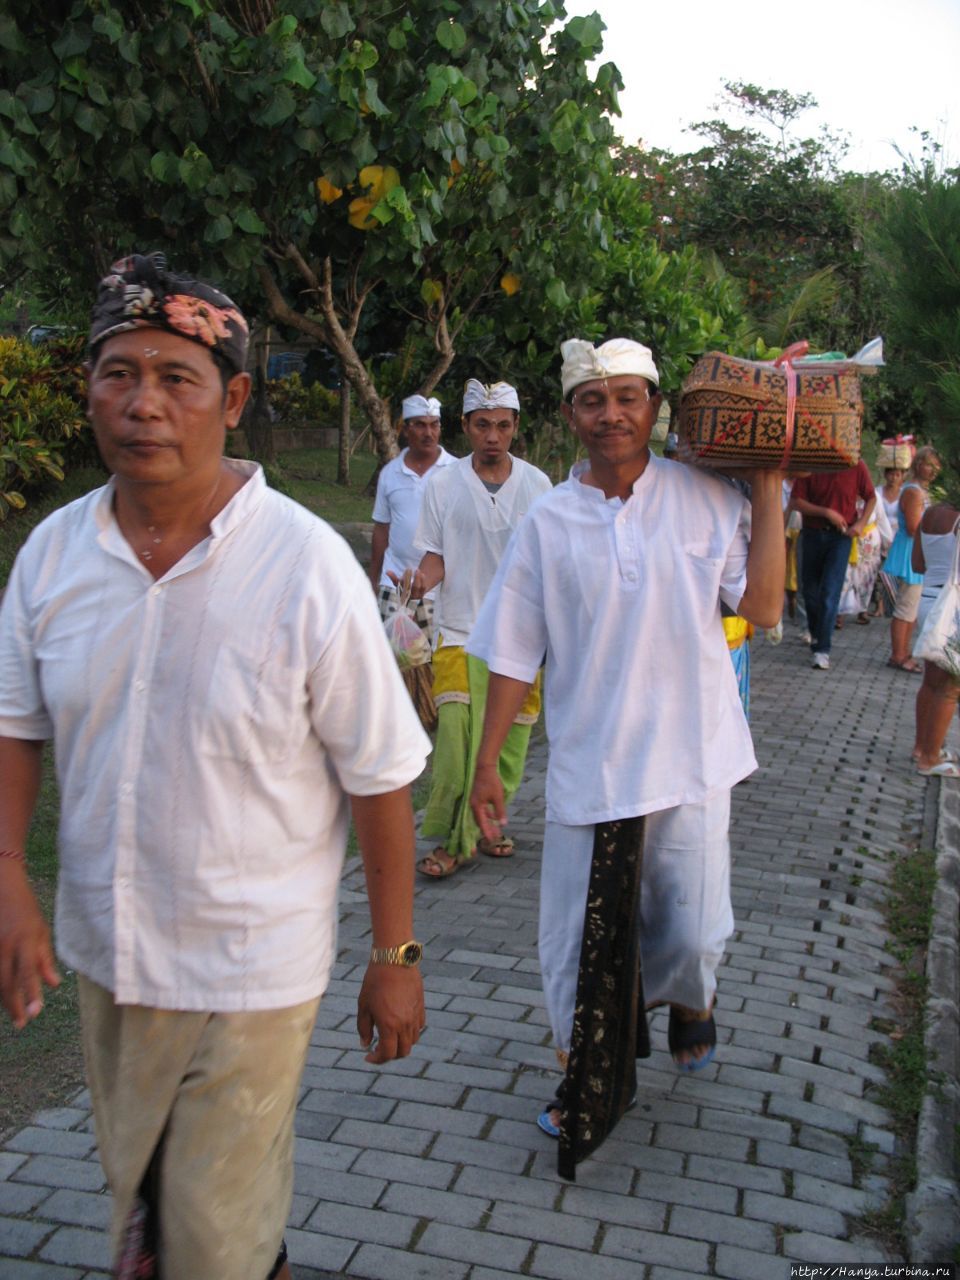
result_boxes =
[792,461,874,530]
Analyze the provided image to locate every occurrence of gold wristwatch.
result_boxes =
[370,940,423,967]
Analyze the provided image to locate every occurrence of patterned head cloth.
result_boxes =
[462,378,520,415]
[402,394,442,420]
[560,338,659,397]
[89,252,250,375]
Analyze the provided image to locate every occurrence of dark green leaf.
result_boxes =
[92,12,124,43]
[23,85,55,115]
[387,25,407,50]
[362,77,388,117]
[0,14,30,54]
[73,102,105,139]
[0,137,34,176]
[172,0,203,20]
[236,207,268,234]
[116,94,151,133]
[52,24,92,61]
[149,151,181,184]
[256,86,296,127]
[281,58,316,89]
[320,4,354,38]
[204,213,233,242]
[435,21,466,53]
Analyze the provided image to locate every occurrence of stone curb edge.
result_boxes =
[906,777,960,1263]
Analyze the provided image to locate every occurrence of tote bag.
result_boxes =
[913,524,960,678]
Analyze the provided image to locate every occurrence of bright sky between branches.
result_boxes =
[561,0,959,173]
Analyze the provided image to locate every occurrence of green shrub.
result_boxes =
[0,336,89,518]
[266,373,340,429]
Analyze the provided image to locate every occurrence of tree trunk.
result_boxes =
[256,261,400,466]
[337,377,351,485]
[239,325,276,464]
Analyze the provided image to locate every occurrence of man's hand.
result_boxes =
[357,964,425,1064]
[0,869,60,1030]
[825,508,848,533]
[387,566,426,601]
[471,761,507,843]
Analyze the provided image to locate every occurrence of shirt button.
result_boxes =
[149,586,162,598]
[120,783,133,797]
[135,681,146,693]
[626,572,637,582]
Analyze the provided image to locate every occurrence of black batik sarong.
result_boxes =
[557,815,650,1181]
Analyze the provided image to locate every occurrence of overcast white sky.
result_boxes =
[561,0,960,173]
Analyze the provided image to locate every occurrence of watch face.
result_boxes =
[401,942,423,966]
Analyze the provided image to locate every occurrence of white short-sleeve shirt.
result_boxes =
[0,462,431,1011]
[414,453,552,646]
[371,446,455,589]
[468,456,757,824]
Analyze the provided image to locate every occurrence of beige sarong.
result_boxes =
[79,976,319,1280]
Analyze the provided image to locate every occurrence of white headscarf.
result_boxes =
[462,378,520,415]
[560,338,659,397]
[402,394,441,420]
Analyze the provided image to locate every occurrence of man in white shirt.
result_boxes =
[468,339,784,1171]
[407,379,552,878]
[0,254,430,1280]
[369,395,454,731]
[368,392,454,614]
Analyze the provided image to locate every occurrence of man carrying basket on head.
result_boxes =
[468,338,785,1168]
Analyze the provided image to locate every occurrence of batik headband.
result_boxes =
[89,252,249,376]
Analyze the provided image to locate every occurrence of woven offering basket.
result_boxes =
[678,350,862,473]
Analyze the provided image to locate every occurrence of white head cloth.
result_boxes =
[402,394,441,420]
[462,378,520,415]
[560,338,659,397]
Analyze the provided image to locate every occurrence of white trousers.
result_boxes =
[539,791,734,1052]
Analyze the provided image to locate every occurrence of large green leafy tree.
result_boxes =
[0,0,621,460]
[620,82,874,354]
[872,157,960,472]
[450,165,749,431]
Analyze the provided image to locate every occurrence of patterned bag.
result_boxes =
[678,343,862,473]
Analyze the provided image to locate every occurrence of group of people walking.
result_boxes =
[0,247,954,1278]
[782,440,960,778]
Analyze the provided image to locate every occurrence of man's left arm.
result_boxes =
[737,471,787,629]
[351,787,425,1065]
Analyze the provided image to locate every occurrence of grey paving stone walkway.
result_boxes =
[0,615,953,1278]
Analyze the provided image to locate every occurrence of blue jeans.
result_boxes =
[800,528,852,655]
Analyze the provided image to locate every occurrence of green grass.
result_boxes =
[266,445,381,524]
[860,846,938,1253]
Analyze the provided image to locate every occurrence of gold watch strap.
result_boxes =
[369,940,423,966]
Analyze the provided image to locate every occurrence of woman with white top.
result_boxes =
[912,500,960,777]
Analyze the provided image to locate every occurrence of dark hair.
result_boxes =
[463,407,519,424]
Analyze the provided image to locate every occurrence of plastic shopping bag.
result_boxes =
[383,586,431,670]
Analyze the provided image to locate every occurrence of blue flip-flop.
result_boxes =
[668,1007,717,1072]
[536,1105,561,1138]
